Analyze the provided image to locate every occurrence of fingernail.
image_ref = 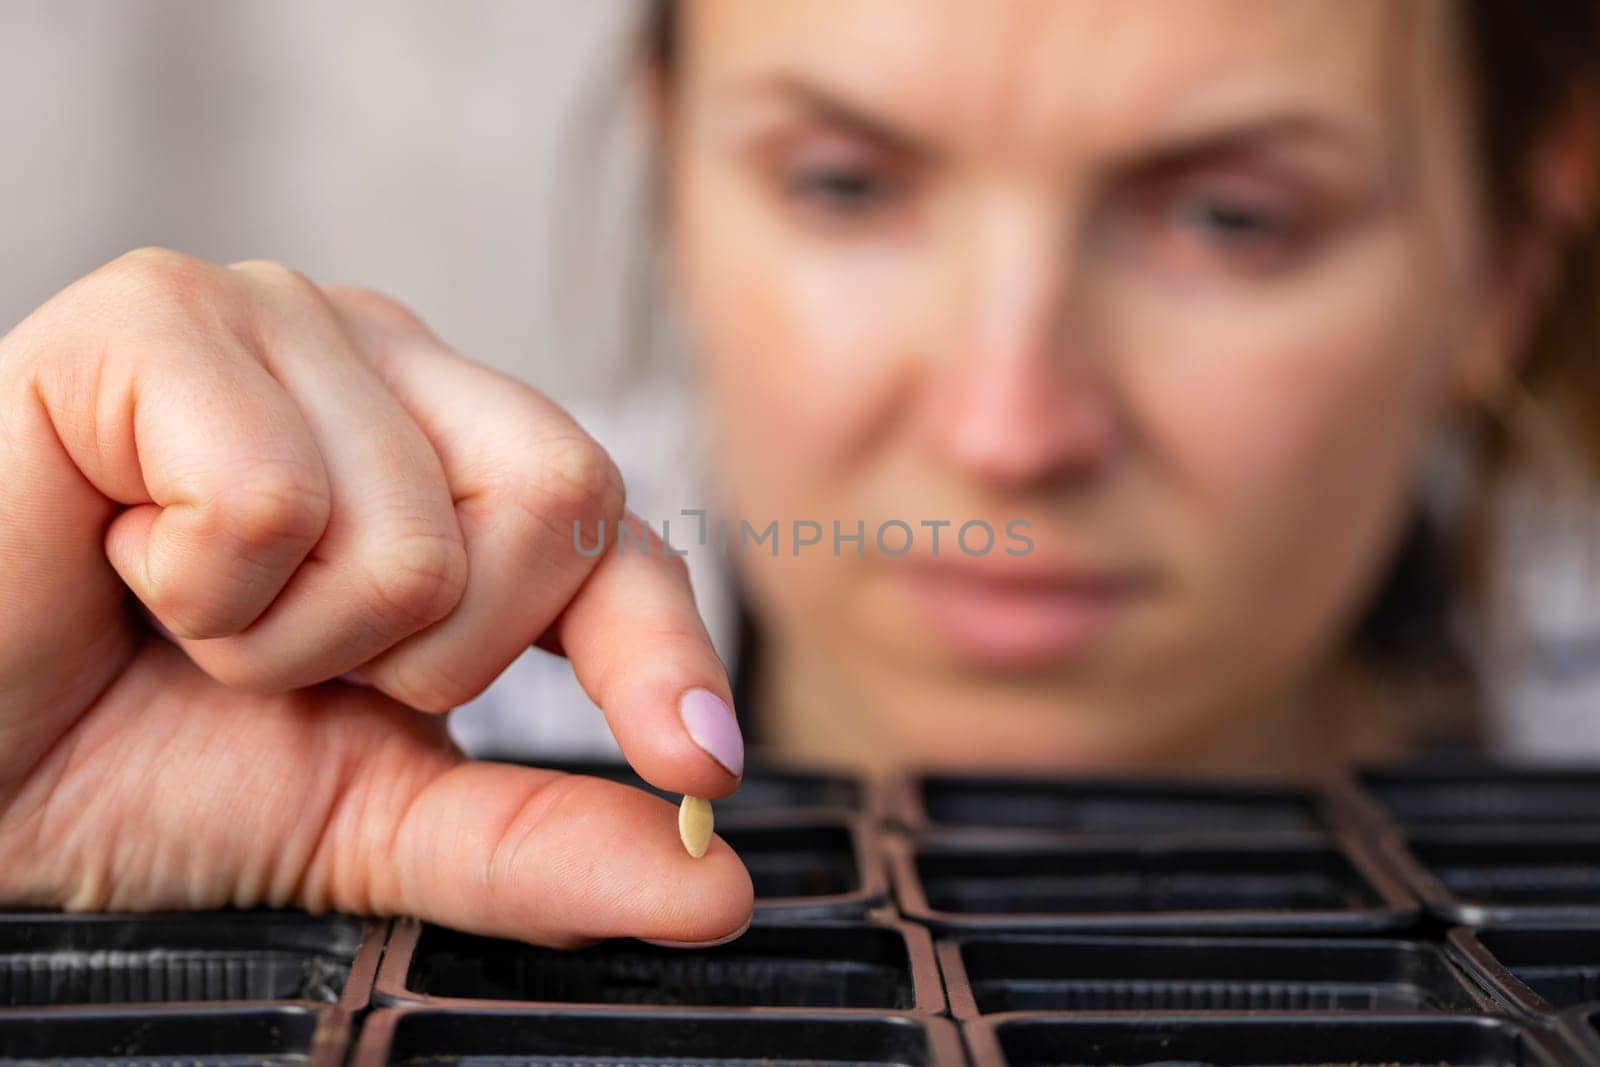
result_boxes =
[338,669,373,688]
[678,688,743,778]
[638,916,751,949]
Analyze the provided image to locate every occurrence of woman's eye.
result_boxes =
[785,164,901,217]
[1173,196,1295,248]
[1120,184,1315,278]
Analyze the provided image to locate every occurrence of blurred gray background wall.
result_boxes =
[1,1,649,406]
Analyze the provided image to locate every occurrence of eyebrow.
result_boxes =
[715,73,941,160]
[715,71,1384,176]
[1113,112,1387,180]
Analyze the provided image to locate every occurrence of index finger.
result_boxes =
[321,287,743,799]
[546,512,746,800]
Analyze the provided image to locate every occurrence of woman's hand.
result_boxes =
[0,247,752,948]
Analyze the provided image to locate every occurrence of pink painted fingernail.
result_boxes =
[638,916,751,949]
[678,688,743,778]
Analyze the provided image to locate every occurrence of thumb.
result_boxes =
[349,750,754,948]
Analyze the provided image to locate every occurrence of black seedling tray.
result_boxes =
[1342,762,1600,831]
[1557,1005,1600,1066]
[1449,924,1600,1016]
[0,909,383,1011]
[480,754,870,815]
[938,933,1494,1018]
[350,1006,969,1066]
[718,810,889,917]
[893,772,1339,838]
[375,914,944,1014]
[11,758,1600,1061]
[892,831,1418,934]
[0,1004,350,1066]
[961,1011,1575,1067]
[1380,827,1600,924]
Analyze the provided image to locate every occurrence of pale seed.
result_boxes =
[678,794,713,858]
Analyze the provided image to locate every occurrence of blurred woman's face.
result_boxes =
[663,0,1510,769]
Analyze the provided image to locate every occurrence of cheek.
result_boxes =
[1115,237,1461,670]
[671,150,924,517]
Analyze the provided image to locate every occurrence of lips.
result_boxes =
[897,559,1148,670]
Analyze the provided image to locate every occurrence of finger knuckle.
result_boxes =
[213,460,334,552]
[385,656,487,714]
[102,246,207,286]
[143,587,233,642]
[523,435,626,532]
[199,658,292,695]
[661,549,691,580]
[322,284,433,335]
[361,530,470,631]
[91,247,228,328]
[228,258,326,307]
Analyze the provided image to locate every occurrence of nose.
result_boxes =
[924,200,1122,491]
